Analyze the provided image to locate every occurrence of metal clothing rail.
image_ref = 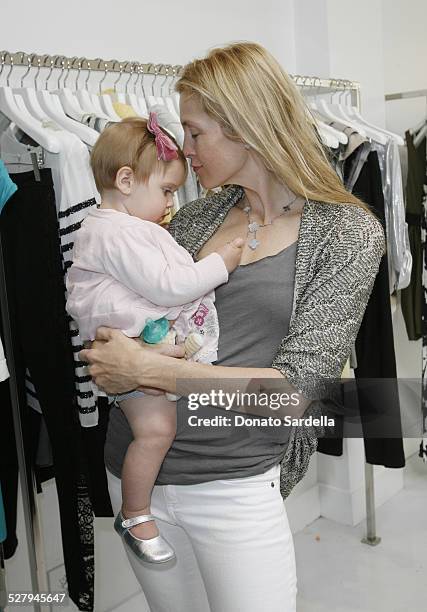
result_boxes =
[385,88,427,101]
[0,50,185,78]
[0,50,361,101]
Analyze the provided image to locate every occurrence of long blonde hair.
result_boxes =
[176,41,374,216]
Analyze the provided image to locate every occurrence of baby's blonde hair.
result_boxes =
[176,41,376,218]
[90,117,187,193]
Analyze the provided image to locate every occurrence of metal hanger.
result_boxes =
[0,51,61,153]
[54,56,86,120]
[12,52,48,122]
[35,56,98,146]
[97,60,121,121]
[125,62,146,117]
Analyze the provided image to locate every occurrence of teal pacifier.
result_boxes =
[141,317,170,344]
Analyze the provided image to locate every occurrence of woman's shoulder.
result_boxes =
[306,199,386,257]
[168,186,244,244]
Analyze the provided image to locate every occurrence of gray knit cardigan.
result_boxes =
[168,184,386,499]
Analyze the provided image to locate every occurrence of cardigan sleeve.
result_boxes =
[271,207,386,400]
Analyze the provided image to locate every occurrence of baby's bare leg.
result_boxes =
[119,394,176,539]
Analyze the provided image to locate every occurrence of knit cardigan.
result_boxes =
[168,184,386,499]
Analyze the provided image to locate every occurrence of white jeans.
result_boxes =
[106,463,297,612]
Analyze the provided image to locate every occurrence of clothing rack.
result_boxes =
[0,50,361,104]
[0,49,373,609]
[385,89,427,101]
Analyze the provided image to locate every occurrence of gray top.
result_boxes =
[104,240,297,484]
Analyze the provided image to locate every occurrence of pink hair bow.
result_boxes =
[147,111,179,161]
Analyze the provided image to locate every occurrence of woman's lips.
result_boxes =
[192,165,202,173]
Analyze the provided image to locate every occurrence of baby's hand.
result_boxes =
[216,237,245,273]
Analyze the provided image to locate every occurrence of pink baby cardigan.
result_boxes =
[66,208,228,357]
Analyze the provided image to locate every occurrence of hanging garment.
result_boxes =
[0,335,8,382]
[318,151,405,468]
[371,139,412,293]
[327,123,411,293]
[0,161,16,557]
[0,127,101,427]
[0,307,18,560]
[420,158,427,462]
[0,159,17,215]
[351,152,405,467]
[327,120,370,186]
[0,169,94,611]
[81,114,113,133]
[100,89,138,119]
[401,131,425,340]
[0,159,15,381]
[0,380,18,559]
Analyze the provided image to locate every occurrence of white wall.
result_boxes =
[1,0,296,72]
[326,0,387,127]
[382,0,427,136]
[294,0,330,75]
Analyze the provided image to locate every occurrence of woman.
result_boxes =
[81,42,385,612]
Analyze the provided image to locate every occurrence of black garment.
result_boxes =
[318,151,405,468]
[81,397,113,517]
[0,170,94,611]
[0,376,18,559]
[420,148,427,460]
[401,132,425,340]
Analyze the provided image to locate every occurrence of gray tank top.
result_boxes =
[104,240,297,484]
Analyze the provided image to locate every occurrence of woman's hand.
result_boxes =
[79,327,185,394]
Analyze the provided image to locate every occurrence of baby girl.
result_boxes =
[66,114,243,564]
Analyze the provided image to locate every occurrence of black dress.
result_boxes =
[317,150,405,468]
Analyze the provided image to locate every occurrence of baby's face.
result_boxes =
[128,160,186,224]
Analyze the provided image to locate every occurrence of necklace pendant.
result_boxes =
[249,238,260,250]
[248,221,259,233]
[243,206,251,213]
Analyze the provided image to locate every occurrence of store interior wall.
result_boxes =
[0,0,296,72]
[1,0,422,514]
[382,0,427,136]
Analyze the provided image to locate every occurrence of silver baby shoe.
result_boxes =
[114,512,176,564]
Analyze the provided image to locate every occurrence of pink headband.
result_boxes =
[147,112,179,161]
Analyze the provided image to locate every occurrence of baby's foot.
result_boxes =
[131,520,159,541]
[122,508,159,540]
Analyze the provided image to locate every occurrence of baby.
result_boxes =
[66,114,244,564]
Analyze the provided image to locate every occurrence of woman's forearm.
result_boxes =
[142,353,311,418]
[81,328,311,418]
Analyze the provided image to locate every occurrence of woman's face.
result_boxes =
[180,92,248,189]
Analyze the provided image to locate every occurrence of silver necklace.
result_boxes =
[239,195,299,250]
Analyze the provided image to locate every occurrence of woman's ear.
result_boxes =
[115,166,134,195]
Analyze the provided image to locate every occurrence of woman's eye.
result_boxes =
[191,133,199,139]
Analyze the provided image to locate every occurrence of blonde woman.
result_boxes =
[81,42,385,612]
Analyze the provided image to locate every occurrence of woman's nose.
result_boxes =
[182,134,195,158]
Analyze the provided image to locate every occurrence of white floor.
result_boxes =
[294,453,427,612]
[4,452,426,611]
